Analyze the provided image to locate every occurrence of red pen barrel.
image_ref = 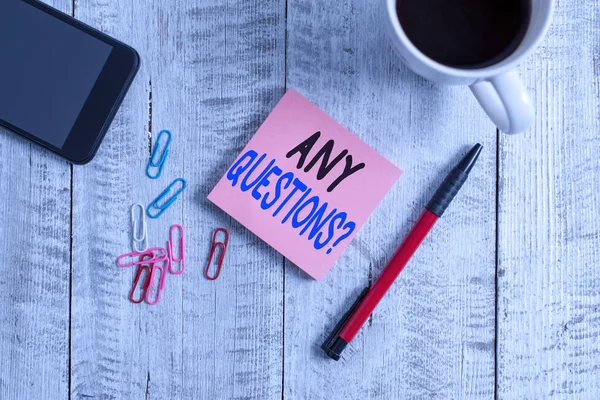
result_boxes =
[338,209,438,343]
[322,144,482,361]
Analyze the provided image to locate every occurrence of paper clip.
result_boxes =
[117,247,167,268]
[147,178,187,219]
[129,253,153,304]
[205,228,229,280]
[146,129,172,179]
[168,224,185,275]
[131,203,148,252]
[145,257,169,305]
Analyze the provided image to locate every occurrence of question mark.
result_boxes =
[326,221,356,254]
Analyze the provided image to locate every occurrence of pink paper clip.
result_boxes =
[205,228,229,280]
[129,253,153,304]
[167,224,185,275]
[117,247,167,268]
[145,257,169,305]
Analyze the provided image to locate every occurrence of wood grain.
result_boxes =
[70,0,286,399]
[497,1,600,398]
[177,0,286,399]
[0,1,71,399]
[284,0,497,398]
[70,0,170,397]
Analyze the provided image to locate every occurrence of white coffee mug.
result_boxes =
[383,0,554,134]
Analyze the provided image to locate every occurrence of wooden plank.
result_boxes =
[0,1,71,399]
[70,0,286,398]
[497,1,600,398]
[177,0,286,399]
[284,0,497,398]
[70,0,173,397]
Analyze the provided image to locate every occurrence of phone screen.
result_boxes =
[0,1,114,148]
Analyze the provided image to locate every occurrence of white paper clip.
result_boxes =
[131,203,148,252]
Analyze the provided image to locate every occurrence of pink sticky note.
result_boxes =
[208,89,402,280]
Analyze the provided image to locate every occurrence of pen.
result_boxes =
[322,143,483,361]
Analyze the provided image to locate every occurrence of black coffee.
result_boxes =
[396,0,531,68]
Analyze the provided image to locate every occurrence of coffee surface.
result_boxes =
[396,0,531,68]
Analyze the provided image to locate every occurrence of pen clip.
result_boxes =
[321,287,369,361]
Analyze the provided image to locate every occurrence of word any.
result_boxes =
[286,131,365,192]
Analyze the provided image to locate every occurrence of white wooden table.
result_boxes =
[1,0,599,399]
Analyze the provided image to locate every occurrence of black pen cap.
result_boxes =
[426,144,482,218]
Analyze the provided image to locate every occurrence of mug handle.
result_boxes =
[469,70,534,134]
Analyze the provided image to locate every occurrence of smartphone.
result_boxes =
[0,0,140,164]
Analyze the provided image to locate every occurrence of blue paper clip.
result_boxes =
[146,129,172,179]
[147,178,187,219]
